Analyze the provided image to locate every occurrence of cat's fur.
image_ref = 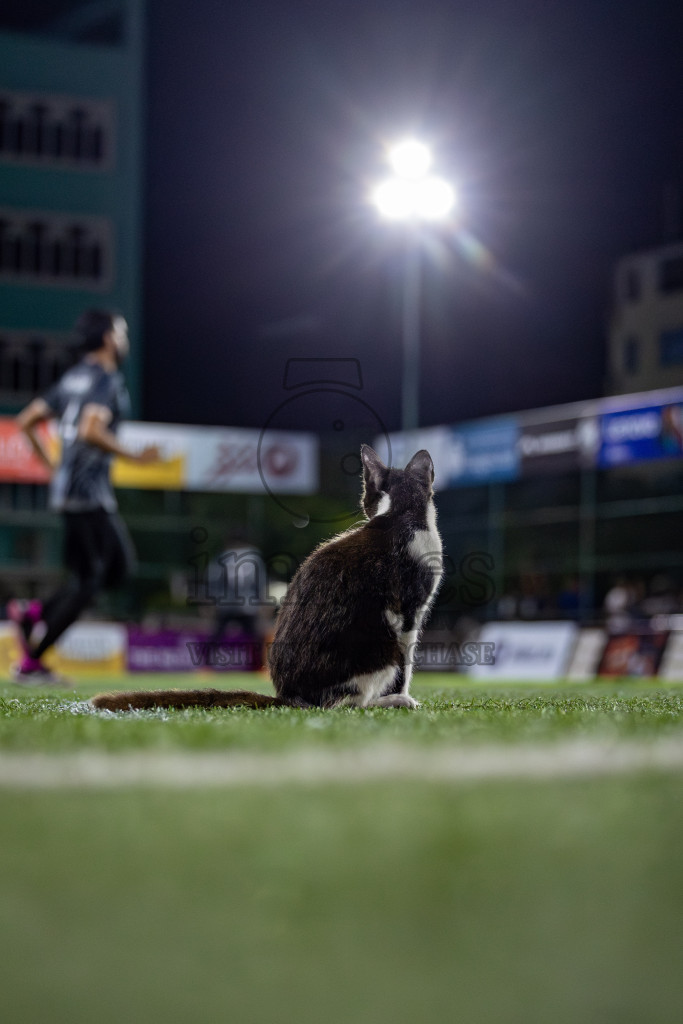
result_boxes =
[91,445,443,712]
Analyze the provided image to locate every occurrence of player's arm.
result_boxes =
[15,398,56,472]
[78,403,160,463]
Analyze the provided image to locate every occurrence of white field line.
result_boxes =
[1,738,683,788]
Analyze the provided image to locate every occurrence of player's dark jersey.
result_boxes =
[43,359,130,512]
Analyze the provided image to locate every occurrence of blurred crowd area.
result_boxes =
[493,572,683,632]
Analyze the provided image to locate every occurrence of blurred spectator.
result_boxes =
[557,576,581,620]
[496,592,519,620]
[207,535,272,660]
[603,578,637,634]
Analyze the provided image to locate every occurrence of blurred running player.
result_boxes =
[8,309,159,684]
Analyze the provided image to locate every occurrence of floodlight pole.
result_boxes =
[401,228,421,434]
[371,139,455,437]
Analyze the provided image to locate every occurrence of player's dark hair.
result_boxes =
[74,309,116,352]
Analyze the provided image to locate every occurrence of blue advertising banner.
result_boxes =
[599,402,683,467]
[445,417,519,486]
[379,386,683,490]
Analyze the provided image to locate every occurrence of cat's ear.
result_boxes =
[361,445,387,485]
[406,449,434,485]
[360,445,387,512]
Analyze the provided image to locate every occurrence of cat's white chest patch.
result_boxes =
[408,500,443,594]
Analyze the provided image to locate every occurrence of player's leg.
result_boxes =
[30,510,106,659]
[11,510,134,682]
[25,510,133,665]
[100,510,136,589]
[10,511,100,682]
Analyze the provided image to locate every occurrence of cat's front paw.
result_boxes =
[397,694,420,710]
[371,693,420,709]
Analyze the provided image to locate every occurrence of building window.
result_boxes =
[0,92,115,170]
[0,330,79,401]
[0,208,113,289]
[659,255,683,294]
[660,327,683,367]
[623,336,640,375]
[0,4,124,47]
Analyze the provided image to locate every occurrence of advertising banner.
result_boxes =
[0,621,126,675]
[659,631,683,681]
[0,418,57,483]
[519,416,599,475]
[112,422,189,489]
[599,402,683,468]
[445,418,519,487]
[115,423,318,494]
[0,416,318,494]
[50,622,127,675]
[377,421,519,488]
[186,428,318,495]
[468,621,579,680]
[565,628,607,680]
[597,631,669,677]
[0,623,21,675]
[126,628,262,672]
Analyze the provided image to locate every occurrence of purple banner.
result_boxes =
[126,628,263,672]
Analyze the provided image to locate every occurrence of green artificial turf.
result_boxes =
[1,673,683,752]
[2,673,683,1023]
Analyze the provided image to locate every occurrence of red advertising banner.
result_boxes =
[0,418,55,483]
[597,632,669,677]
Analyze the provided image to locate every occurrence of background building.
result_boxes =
[0,0,145,416]
[608,240,683,397]
[0,1,146,597]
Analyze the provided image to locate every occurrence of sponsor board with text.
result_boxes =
[0,416,318,494]
[469,622,579,680]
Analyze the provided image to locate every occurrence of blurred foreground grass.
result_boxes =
[2,776,683,1024]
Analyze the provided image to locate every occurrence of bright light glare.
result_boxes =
[388,139,432,179]
[415,177,455,219]
[372,176,456,221]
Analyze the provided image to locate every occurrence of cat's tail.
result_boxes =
[90,688,293,712]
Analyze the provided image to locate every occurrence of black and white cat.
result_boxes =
[91,446,443,712]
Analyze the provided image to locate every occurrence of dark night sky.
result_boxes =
[140,0,683,432]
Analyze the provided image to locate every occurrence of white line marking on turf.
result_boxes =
[1,738,683,788]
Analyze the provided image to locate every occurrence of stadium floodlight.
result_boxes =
[372,175,456,221]
[372,139,456,223]
[370,138,456,432]
[388,138,432,179]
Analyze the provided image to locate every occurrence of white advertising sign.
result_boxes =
[55,622,128,662]
[565,628,607,680]
[469,622,579,681]
[115,422,318,494]
[186,428,318,494]
[660,631,683,681]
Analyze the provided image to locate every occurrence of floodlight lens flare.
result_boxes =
[372,176,456,221]
[416,177,456,219]
[388,139,432,179]
[372,178,415,219]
